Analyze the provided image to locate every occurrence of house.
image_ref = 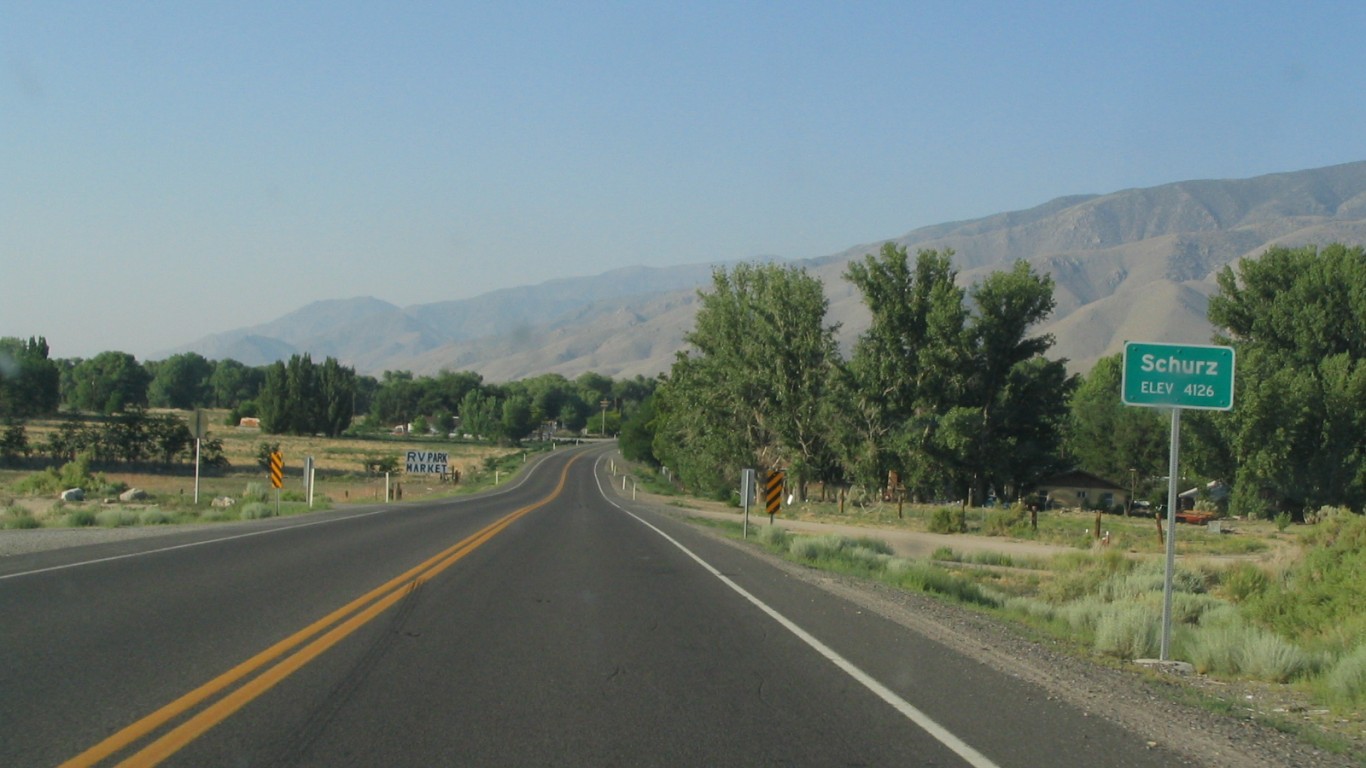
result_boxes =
[1034,469,1131,510]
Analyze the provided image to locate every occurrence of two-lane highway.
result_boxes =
[2,445,1187,766]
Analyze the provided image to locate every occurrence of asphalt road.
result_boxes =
[1,445,1188,767]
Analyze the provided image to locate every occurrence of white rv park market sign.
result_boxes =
[405,450,450,475]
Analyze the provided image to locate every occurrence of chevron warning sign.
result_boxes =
[269,451,284,489]
[764,470,785,516]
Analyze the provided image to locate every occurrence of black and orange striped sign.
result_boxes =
[765,470,785,516]
[269,451,284,489]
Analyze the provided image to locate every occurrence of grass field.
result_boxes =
[0,412,540,528]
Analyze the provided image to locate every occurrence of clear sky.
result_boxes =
[4,1,1364,360]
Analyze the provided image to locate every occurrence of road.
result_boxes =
[1,444,1187,767]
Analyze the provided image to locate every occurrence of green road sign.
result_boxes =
[1122,342,1235,410]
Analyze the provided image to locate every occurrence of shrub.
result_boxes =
[930,546,960,562]
[1094,602,1161,659]
[1274,511,1292,532]
[1,506,41,529]
[243,482,268,502]
[790,535,844,562]
[1325,644,1366,705]
[64,509,97,527]
[1186,619,1246,675]
[755,524,790,550]
[239,502,275,520]
[138,509,170,525]
[983,507,1025,536]
[96,509,138,527]
[967,550,1015,568]
[1217,562,1269,603]
[928,506,966,534]
[1241,628,1312,683]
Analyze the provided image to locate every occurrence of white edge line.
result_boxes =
[592,456,1001,768]
[0,448,556,582]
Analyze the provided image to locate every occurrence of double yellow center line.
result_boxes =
[62,457,576,768]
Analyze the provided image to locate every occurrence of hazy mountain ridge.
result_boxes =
[171,160,1366,379]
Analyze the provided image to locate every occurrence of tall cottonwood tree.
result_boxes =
[0,336,60,417]
[1198,243,1366,517]
[258,354,356,436]
[653,263,840,498]
[840,245,965,496]
[929,261,1074,503]
[1066,353,1167,485]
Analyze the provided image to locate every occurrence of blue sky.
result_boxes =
[4,1,1364,359]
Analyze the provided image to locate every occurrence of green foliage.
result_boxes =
[0,336,60,417]
[653,262,841,498]
[1246,513,1366,651]
[1,505,41,529]
[239,502,275,520]
[0,420,29,464]
[1093,602,1161,659]
[146,352,213,409]
[1216,562,1269,602]
[1325,644,1366,705]
[1203,243,1366,516]
[1065,354,1166,484]
[258,354,356,437]
[64,508,97,527]
[927,506,967,534]
[618,394,659,465]
[68,351,151,414]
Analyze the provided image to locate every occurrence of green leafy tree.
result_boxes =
[1065,354,1167,484]
[501,395,535,444]
[1200,244,1366,516]
[618,394,659,465]
[459,388,501,441]
[924,261,1073,503]
[0,420,29,464]
[68,351,151,414]
[840,245,964,496]
[653,262,840,497]
[147,352,214,409]
[318,356,356,437]
[0,336,61,417]
[208,358,263,409]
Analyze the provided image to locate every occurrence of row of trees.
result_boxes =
[634,243,1366,519]
[1,410,226,469]
[645,246,1073,505]
[0,338,654,446]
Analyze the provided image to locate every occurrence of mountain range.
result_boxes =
[171,160,1366,379]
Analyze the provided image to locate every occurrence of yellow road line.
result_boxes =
[61,457,575,768]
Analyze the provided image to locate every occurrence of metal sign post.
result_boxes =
[189,409,209,505]
[741,469,756,539]
[1122,342,1235,660]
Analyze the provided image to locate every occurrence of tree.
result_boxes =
[1066,354,1167,485]
[922,261,1073,503]
[501,395,534,444]
[1200,244,1366,516]
[0,336,61,417]
[147,352,214,409]
[209,358,263,409]
[840,245,965,496]
[68,351,151,414]
[653,262,839,498]
[459,388,501,441]
[258,354,355,436]
[318,356,356,437]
